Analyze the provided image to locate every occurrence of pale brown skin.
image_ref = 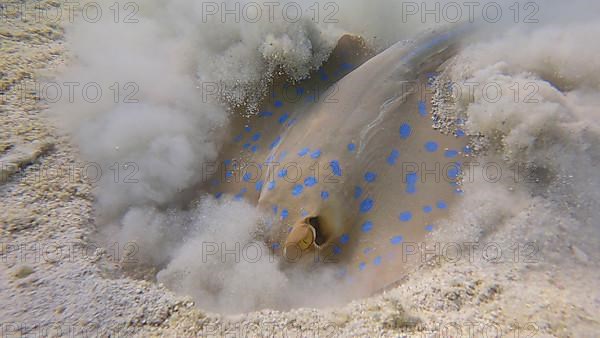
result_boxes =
[209,27,472,295]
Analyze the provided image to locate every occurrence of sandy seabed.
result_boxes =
[1,1,599,337]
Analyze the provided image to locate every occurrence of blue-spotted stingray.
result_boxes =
[207,25,474,297]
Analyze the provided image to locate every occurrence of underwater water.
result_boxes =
[51,0,600,314]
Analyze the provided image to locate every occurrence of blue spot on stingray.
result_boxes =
[354,186,363,199]
[447,166,460,180]
[234,134,243,143]
[215,192,223,199]
[250,145,259,153]
[425,224,434,232]
[279,151,288,161]
[406,172,418,194]
[272,205,278,214]
[258,111,273,117]
[456,129,465,137]
[321,191,329,200]
[425,141,439,152]
[278,168,288,178]
[281,209,289,220]
[427,72,438,82]
[391,235,403,245]
[330,160,342,176]
[298,147,310,157]
[287,118,297,127]
[319,69,329,81]
[400,123,412,139]
[445,149,459,158]
[360,198,374,213]
[301,210,309,217]
[272,243,280,250]
[292,184,303,196]
[364,172,377,183]
[358,262,366,271]
[243,172,252,182]
[399,211,412,222]
[423,205,433,213]
[234,188,247,201]
[268,181,276,191]
[243,143,251,150]
[251,133,261,142]
[269,136,282,150]
[333,246,342,255]
[387,149,400,165]
[296,87,305,96]
[464,146,472,154]
[361,221,373,233]
[304,176,317,187]
[341,63,353,71]
[340,234,349,244]
[244,126,251,132]
[310,149,321,159]
[373,256,382,266]
[278,113,289,124]
[306,94,316,102]
[437,200,447,209]
[274,100,283,108]
[225,171,233,179]
[418,100,427,116]
[347,143,356,152]
[224,159,232,166]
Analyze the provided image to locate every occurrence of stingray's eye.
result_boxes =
[298,231,314,250]
[283,216,328,257]
[285,223,315,253]
[307,216,327,247]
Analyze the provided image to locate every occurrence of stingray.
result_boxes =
[206,25,475,297]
